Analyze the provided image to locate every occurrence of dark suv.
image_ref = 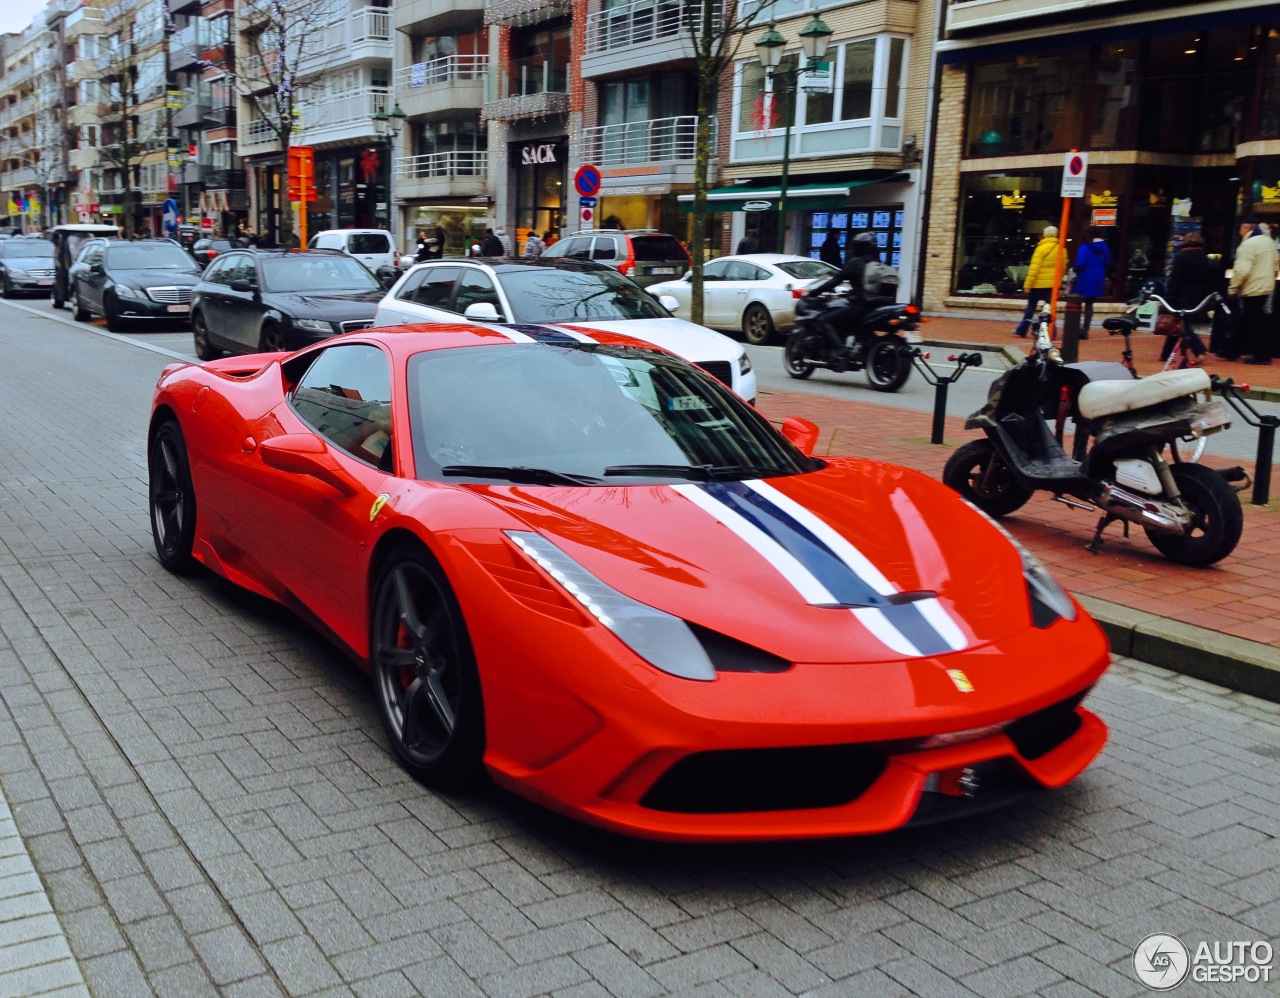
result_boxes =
[540,229,691,287]
[70,239,203,330]
[191,249,392,359]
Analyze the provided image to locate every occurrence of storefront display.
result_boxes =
[512,138,566,237]
[807,206,903,266]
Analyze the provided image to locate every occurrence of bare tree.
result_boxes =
[185,0,335,247]
[97,34,165,238]
[682,0,780,325]
[29,100,67,230]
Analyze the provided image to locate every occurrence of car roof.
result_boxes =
[314,321,680,362]
[312,228,393,236]
[408,257,613,275]
[50,224,121,234]
[725,253,828,265]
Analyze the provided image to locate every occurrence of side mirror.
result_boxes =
[258,434,357,495]
[463,301,502,322]
[780,416,819,456]
[658,294,680,314]
[89,261,104,273]
[376,265,399,289]
[230,278,258,293]
[682,270,692,282]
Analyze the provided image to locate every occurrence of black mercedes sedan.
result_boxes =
[191,249,391,360]
[0,238,55,297]
[70,239,203,330]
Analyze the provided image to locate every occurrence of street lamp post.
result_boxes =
[372,103,406,243]
[754,18,833,254]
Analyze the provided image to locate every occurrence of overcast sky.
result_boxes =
[1,0,54,35]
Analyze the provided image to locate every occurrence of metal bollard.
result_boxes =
[1211,378,1278,506]
[911,350,983,445]
[1061,294,1083,364]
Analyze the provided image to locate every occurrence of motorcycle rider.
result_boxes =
[801,232,878,361]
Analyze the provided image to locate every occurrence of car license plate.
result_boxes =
[166,304,190,313]
[37,279,52,286]
[650,267,675,275]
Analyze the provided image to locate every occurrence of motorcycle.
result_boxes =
[783,293,921,392]
[942,305,1243,566]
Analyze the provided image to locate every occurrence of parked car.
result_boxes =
[70,238,203,330]
[306,228,399,273]
[191,249,394,359]
[373,258,756,401]
[540,229,691,288]
[0,237,55,297]
[48,223,120,309]
[191,238,235,267]
[648,254,842,345]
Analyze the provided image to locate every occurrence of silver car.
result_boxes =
[648,254,841,345]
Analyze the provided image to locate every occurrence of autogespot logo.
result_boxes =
[1134,933,1191,991]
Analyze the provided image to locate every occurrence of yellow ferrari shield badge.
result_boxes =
[369,494,390,522]
[946,669,975,693]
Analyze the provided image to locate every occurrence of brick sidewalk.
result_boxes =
[755,373,1280,649]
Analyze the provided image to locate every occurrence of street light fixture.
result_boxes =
[372,103,406,239]
[754,17,832,253]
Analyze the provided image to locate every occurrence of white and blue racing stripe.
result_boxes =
[673,481,967,658]
[502,323,596,345]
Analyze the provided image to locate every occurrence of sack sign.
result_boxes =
[521,144,557,165]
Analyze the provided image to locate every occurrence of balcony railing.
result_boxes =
[297,86,388,136]
[585,0,718,56]
[312,6,392,55]
[582,115,708,167]
[395,151,487,179]
[394,54,488,90]
[242,116,277,146]
[501,56,568,99]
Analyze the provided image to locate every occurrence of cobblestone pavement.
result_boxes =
[1,305,1278,997]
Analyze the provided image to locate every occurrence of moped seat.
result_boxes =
[1102,317,1139,333]
[1077,368,1210,420]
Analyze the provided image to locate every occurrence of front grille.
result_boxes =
[146,286,194,304]
[641,745,887,813]
[340,320,373,334]
[22,269,54,279]
[695,360,733,387]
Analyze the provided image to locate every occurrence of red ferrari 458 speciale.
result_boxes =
[148,321,1110,841]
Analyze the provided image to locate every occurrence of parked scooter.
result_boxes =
[783,293,921,392]
[942,304,1242,566]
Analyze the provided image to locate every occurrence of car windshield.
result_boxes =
[2,241,53,258]
[105,244,195,270]
[631,235,687,261]
[260,255,380,292]
[499,268,670,323]
[348,233,390,254]
[776,260,839,280]
[408,343,817,483]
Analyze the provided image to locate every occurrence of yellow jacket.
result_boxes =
[1024,237,1066,291]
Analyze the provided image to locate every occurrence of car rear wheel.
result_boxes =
[73,285,91,322]
[1,276,11,298]
[742,303,776,345]
[259,322,286,353]
[148,419,197,573]
[104,293,126,332]
[371,546,484,790]
[192,311,220,361]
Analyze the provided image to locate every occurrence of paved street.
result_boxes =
[1,299,1279,997]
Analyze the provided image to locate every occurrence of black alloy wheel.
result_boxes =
[1,275,11,299]
[942,439,1034,518]
[1145,463,1243,567]
[104,293,126,332]
[73,283,91,322]
[148,419,197,572]
[742,303,776,346]
[864,338,912,392]
[192,311,219,361]
[259,322,286,353]
[370,547,484,789]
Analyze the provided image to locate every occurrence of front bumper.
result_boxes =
[116,296,192,320]
[5,272,55,292]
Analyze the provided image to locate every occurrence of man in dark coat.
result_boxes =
[736,225,760,255]
[480,228,504,256]
[819,231,843,268]
[1165,231,1210,361]
[802,232,878,355]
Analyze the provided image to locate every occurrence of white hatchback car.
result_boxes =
[373,259,756,401]
[307,228,398,273]
[647,254,841,345]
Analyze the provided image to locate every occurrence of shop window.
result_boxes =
[966,49,1089,157]
[806,208,903,267]
[952,170,1062,295]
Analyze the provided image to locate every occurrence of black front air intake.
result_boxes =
[1004,690,1088,760]
[641,745,887,813]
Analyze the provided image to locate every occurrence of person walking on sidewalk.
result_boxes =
[1069,226,1111,338]
[1013,225,1065,338]
[1229,215,1280,365]
[1164,231,1210,364]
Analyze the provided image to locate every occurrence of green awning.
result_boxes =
[678,174,907,214]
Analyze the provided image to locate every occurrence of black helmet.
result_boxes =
[850,231,877,258]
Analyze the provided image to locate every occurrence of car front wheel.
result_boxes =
[149,418,197,572]
[192,311,220,361]
[742,303,776,345]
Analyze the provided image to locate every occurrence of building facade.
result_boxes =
[925,0,1280,314]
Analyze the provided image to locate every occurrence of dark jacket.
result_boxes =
[480,234,504,256]
[808,253,870,299]
[736,233,760,255]
[1071,240,1111,299]
[1166,245,1210,312]
[819,234,843,268]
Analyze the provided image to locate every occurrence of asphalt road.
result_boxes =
[1,297,1278,996]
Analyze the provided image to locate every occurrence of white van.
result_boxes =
[307,229,398,273]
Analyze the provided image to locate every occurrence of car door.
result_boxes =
[241,342,395,650]
[195,254,236,344]
[75,242,107,313]
[698,258,733,327]
[224,255,265,352]
[723,261,772,327]
[385,265,462,324]
[450,267,505,321]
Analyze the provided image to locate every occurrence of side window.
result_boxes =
[306,236,319,249]
[348,233,390,255]
[394,269,428,302]
[562,237,593,260]
[202,255,233,284]
[723,261,768,281]
[411,267,460,308]
[702,259,730,282]
[290,344,395,470]
[231,257,258,285]
[591,237,618,261]
[453,269,500,315]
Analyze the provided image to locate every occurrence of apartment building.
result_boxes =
[392,0,489,254]
[926,0,1280,314]
[236,0,395,245]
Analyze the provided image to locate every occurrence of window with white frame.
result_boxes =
[731,34,907,163]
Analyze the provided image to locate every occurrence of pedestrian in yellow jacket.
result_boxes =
[1014,225,1066,337]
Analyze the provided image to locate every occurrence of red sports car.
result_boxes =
[148,322,1111,841]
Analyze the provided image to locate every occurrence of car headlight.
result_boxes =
[114,284,143,300]
[962,501,1077,626]
[293,317,332,333]
[506,531,716,681]
[738,352,753,375]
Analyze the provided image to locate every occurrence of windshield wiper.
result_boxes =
[439,464,603,486]
[603,463,776,480]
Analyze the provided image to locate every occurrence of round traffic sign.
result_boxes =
[580,207,594,223]
[1068,155,1085,176]
[574,164,601,198]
